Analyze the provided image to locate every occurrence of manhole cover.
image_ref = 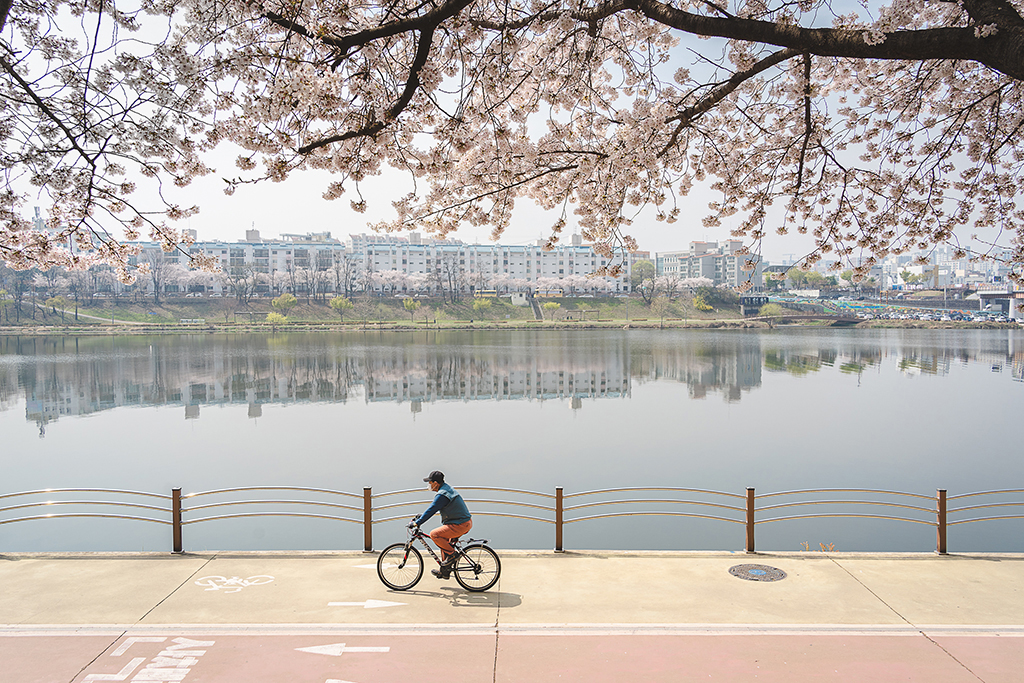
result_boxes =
[729,564,787,582]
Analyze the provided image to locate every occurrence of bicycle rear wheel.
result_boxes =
[453,544,500,592]
[377,543,423,591]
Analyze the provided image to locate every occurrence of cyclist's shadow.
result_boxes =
[392,587,522,608]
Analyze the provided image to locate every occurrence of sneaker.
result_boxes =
[431,568,451,580]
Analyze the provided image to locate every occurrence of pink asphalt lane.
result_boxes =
[3,630,1023,683]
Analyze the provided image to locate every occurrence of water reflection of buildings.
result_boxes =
[638,338,762,402]
[1,330,1020,432]
[0,335,634,431]
[761,332,1024,383]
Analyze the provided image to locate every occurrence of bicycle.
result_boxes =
[376,525,501,592]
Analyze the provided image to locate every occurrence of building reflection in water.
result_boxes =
[0,329,1019,433]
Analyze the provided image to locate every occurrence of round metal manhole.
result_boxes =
[729,564,787,582]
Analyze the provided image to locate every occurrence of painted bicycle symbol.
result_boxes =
[194,575,274,593]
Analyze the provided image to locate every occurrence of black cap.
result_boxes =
[423,470,445,483]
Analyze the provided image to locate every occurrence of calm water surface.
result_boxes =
[1,328,1021,553]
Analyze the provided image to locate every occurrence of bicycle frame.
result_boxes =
[408,528,446,566]
[404,526,486,567]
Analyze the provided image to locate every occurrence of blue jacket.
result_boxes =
[414,483,472,526]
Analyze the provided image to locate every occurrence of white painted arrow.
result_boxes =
[325,679,361,683]
[296,643,390,657]
[327,599,405,609]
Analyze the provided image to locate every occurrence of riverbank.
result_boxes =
[4,295,711,326]
[0,318,766,336]
[2,317,1020,336]
[4,294,1019,335]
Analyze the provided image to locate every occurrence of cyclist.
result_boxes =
[410,471,472,580]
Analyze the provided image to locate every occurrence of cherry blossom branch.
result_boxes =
[0,0,13,32]
[658,47,799,157]
[398,164,579,224]
[297,26,437,153]
[794,52,812,195]
[630,0,1024,80]
[259,0,475,58]
[0,55,96,171]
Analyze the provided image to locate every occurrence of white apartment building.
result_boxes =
[656,240,764,290]
[127,231,634,297]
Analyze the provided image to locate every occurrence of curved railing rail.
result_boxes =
[756,488,935,500]
[182,486,363,500]
[0,489,172,531]
[0,485,1020,554]
[0,488,171,501]
[374,486,554,499]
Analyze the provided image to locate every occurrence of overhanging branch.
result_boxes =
[630,0,1024,80]
[297,26,437,154]
[658,47,798,157]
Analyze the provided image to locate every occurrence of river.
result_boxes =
[1,328,1021,553]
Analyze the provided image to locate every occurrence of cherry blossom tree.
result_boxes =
[3,0,1024,284]
[682,276,715,292]
[657,273,684,299]
[0,0,221,281]
[535,276,563,292]
[379,268,408,296]
[406,271,430,293]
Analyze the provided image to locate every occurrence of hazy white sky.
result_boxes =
[172,145,816,264]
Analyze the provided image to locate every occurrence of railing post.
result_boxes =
[363,487,373,552]
[745,487,755,553]
[172,488,182,553]
[555,487,564,553]
[936,489,947,555]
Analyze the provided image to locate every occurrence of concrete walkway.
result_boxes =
[2,550,1022,682]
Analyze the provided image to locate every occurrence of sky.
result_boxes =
[168,144,816,265]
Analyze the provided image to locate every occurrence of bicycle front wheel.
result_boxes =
[377,543,423,591]
[453,544,501,592]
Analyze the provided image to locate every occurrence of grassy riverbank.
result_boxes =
[1,295,739,330]
[1,295,1018,335]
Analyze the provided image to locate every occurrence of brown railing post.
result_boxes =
[745,487,755,553]
[555,487,564,553]
[172,488,182,553]
[363,487,373,552]
[936,489,947,555]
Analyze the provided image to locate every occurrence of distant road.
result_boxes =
[32,302,157,325]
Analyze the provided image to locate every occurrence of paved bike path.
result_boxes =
[2,551,1022,682]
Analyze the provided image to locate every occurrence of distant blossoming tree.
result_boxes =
[2,0,1024,283]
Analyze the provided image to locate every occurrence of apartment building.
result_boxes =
[656,240,764,290]
[127,231,634,297]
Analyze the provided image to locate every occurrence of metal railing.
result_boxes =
[946,489,1024,555]
[2,485,1022,554]
[560,487,747,552]
[0,488,172,529]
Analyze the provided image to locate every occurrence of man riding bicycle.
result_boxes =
[410,471,472,580]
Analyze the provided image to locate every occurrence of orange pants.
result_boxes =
[430,520,473,560]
